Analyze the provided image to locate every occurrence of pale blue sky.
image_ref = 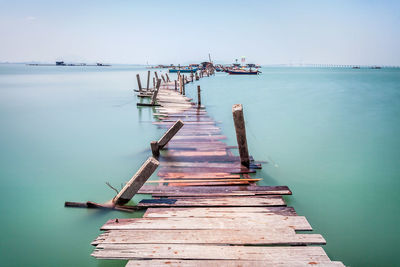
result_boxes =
[0,0,399,65]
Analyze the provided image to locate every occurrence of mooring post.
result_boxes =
[197,85,201,107]
[151,79,161,105]
[136,74,142,91]
[232,104,250,167]
[146,71,150,90]
[112,157,159,205]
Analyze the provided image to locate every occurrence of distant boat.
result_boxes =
[169,68,198,73]
[227,69,260,75]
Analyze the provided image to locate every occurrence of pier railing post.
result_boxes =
[197,85,201,107]
[136,74,142,92]
[112,157,159,205]
[146,71,150,90]
[232,104,250,167]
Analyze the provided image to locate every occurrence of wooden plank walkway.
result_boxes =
[91,72,344,266]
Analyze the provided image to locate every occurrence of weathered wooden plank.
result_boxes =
[137,195,285,207]
[157,173,241,179]
[93,229,325,246]
[92,244,328,261]
[163,150,228,157]
[138,185,292,195]
[146,179,260,183]
[143,207,297,217]
[126,260,345,267]
[158,167,255,174]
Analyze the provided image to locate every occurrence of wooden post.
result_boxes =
[161,75,166,83]
[136,74,142,91]
[150,141,159,157]
[154,71,159,81]
[151,79,161,105]
[179,75,183,94]
[174,80,177,90]
[153,77,155,89]
[197,85,201,107]
[232,104,250,167]
[182,75,185,95]
[195,72,199,80]
[146,71,150,90]
[166,73,170,82]
[112,157,159,205]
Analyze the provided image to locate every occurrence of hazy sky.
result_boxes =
[1,0,399,65]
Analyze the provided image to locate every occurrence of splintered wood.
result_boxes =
[91,73,344,266]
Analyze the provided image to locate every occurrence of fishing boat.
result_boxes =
[227,69,260,75]
[169,68,198,73]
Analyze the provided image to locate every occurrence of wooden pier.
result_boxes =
[91,70,344,266]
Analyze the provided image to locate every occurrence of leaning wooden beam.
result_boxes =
[64,157,159,210]
[165,73,170,82]
[136,74,142,92]
[113,157,159,205]
[232,104,250,167]
[151,120,184,157]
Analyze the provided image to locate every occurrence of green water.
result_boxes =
[0,65,399,266]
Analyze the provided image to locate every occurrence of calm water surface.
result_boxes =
[0,64,399,266]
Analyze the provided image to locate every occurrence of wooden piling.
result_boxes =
[174,80,177,90]
[154,71,159,81]
[182,75,186,95]
[146,71,150,90]
[197,85,201,107]
[166,73,170,82]
[232,104,250,167]
[136,74,142,91]
[161,75,166,83]
[153,77,155,89]
[112,157,159,205]
[179,75,183,94]
[151,120,184,157]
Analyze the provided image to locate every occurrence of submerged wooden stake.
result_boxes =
[113,157,159,205]
[232,104,250,167]
[136,74,142,91]
[146,71,150,90]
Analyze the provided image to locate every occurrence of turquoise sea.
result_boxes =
[0,64,399,266]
